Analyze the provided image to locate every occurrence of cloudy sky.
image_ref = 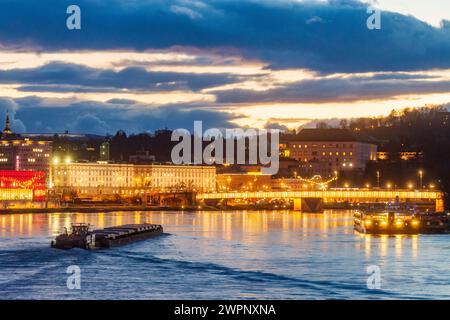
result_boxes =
[1,0,450,134]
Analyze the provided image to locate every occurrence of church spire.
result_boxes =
[3,111,13,135]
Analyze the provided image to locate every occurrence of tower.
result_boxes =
[2,111,13,136]
[100,141,110,161]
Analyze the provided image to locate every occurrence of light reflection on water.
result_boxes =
[0,210,448,299]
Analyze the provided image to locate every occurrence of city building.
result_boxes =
[376,150,423,161]
[376,151,389,161]
[271,178,306,190]
[0,113,53,174]
[216,172,272,192]
[50,162,216,198]
[0,170,46,201]
[284,129,377,176]
[297,160,330,178]
[0,139,53,173]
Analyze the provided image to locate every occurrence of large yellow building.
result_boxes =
[285,129,377,176]
[50,162,216,197]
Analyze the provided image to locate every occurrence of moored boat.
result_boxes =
[354,211,420,235]
[354,210,450,235]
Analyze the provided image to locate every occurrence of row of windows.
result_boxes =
[290,143,354,149]
[292,151,354,156]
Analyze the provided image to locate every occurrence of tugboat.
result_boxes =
[354,211,420,235]
[51,223,163,250]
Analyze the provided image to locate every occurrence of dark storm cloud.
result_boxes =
[213,76,450,104]
[113,53,247,69]
[12,97,240,135]
[0,99,26,132]
[1,0,450,72]
[0,62,241,92]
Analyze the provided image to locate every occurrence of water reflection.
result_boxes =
[0,210,389,233]
[0,210,448,299]
[0,210,422,254]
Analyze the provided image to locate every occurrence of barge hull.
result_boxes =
[51,223,163,250]
[97,228,163,248]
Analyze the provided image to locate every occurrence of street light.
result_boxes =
[418,170,423,190]
[376,171,380,188]
[334,171,338,188]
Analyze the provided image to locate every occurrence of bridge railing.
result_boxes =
[196,189,443,200]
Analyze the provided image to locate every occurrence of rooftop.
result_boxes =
[283,128,377,144]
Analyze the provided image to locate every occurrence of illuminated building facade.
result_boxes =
[51,162,216,197]
[217,173,272,192]
[376,151,423,161]
[297,161,330,178]
[0,113,53,174]
[0,139,52,173]
[134,164,215,192]
[272,178,305,190]
[0,170,46,201]
[284,129,377,176]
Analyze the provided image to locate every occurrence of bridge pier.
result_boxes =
[293,198,302,211]
[293,198,324,213]
[436,198,445,212]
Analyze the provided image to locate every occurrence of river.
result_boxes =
[0,210,449,299]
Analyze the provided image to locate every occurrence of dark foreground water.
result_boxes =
[0,210,449,299]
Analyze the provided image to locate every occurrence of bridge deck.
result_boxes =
[197,189,443,200]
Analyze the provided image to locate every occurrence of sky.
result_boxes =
[0,0,450,135]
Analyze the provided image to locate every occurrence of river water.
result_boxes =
[0,210,449,299]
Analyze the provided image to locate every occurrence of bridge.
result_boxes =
[196,189,445,212]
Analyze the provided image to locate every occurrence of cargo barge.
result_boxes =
[51,223,163,250]
[354,211,449,235]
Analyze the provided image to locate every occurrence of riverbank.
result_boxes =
[0,204,305,214]
[0,205,220,215]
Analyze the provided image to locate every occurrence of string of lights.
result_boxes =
[296,174,338,190]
